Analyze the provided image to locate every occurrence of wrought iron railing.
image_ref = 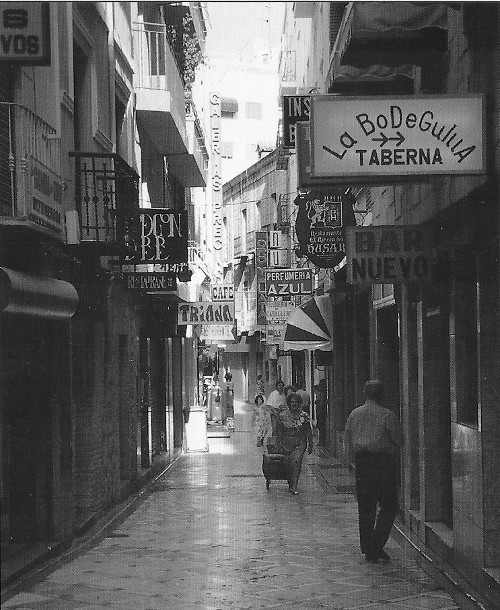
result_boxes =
[70,152,139,254]
[0,102,64,236]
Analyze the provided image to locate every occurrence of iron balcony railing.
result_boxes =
[0,102,64,236]
[70,152,140,254]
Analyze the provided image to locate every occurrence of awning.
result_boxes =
[0,267,79,319]
[283,295,333,352]
[334,2,448,69]
[329,63,416,94]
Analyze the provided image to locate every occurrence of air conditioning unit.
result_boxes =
[65,210,80,245]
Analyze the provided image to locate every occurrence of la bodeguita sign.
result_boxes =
[345,225,433,284]
[310,95,485,181]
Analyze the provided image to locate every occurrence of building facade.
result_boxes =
[0,1,208,576]
[274,3,499,607]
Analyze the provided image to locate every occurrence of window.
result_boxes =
[221,141,233,159]
[245,102,262,120]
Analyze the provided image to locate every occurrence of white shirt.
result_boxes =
[344,400,403,456]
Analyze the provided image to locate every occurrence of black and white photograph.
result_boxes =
[0,1,499,609]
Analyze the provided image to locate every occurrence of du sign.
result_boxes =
[310,95,485,181]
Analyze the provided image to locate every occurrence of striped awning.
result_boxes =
[283,295,333,352]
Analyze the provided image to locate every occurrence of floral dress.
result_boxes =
[276,408,313,492]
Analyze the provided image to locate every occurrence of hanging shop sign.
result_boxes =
[265,268,313,297]
[195,324,235,342]
[266,324,286,345]
[345,225,433,284]
[124,272,176,292]
[310,95,485,182]
[296,122,340,189]
[0,3,51,65]
[178,301,235,325]
[210,92,223,281]
[135,208,188,264]
[282,95,310,148]
[295,188,356,269]
[255,231,268,327]
[211,284,234,301]
[265,301,295,324]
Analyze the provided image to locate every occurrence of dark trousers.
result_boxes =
[354,451,399,556]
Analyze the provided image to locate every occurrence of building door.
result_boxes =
[2,318,55,542]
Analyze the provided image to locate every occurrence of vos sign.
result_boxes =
[0,3,50,65]
[345,225,433,284]
[310,95,485,181]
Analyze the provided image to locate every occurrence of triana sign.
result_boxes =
[136,208,188,264]
[125,272,176,292]
[0,3,51,65]
[310,94,485,181]
[177,301,235,325]
[295,188,356,269]
[265,268,313,297]
[211,284,234,301]
[345,225,433,284]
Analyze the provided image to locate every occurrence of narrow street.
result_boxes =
[2,401,463,610]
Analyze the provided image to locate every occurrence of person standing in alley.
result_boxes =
[276,392,313,494]
[296,383,311,413]
[343,379,403,563]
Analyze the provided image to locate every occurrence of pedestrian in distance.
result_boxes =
[343,379,403,563]
[275,392,313,495]
[266,380,287,450]
[253,394,270,447]
[283,384,297,398]
[296,383,311,411]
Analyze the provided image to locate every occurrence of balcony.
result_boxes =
[133,22,206,187]
[0,102,65,239]
[70,152,139,255]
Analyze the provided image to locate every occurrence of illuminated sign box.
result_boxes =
[310,95,485,182]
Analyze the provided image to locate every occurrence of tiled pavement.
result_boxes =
[2,401,463,610]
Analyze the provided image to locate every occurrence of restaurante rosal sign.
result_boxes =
[295,188,356,269]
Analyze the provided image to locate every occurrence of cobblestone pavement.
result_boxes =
[2,401,462,610]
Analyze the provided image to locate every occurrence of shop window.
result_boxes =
[454,249,478,426]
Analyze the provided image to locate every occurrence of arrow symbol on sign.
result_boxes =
[372,131,406,147]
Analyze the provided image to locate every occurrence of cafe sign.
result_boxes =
[310,95,485,181]
[211,284,234,301]
[345,225,433,284]
[265,268,313,297]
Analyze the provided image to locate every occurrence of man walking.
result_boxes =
[343,380,403,563]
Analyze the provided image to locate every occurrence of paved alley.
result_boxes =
[2,402,463,610]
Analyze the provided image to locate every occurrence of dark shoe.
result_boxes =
[364,553,378,563]
[377,550,390,562]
